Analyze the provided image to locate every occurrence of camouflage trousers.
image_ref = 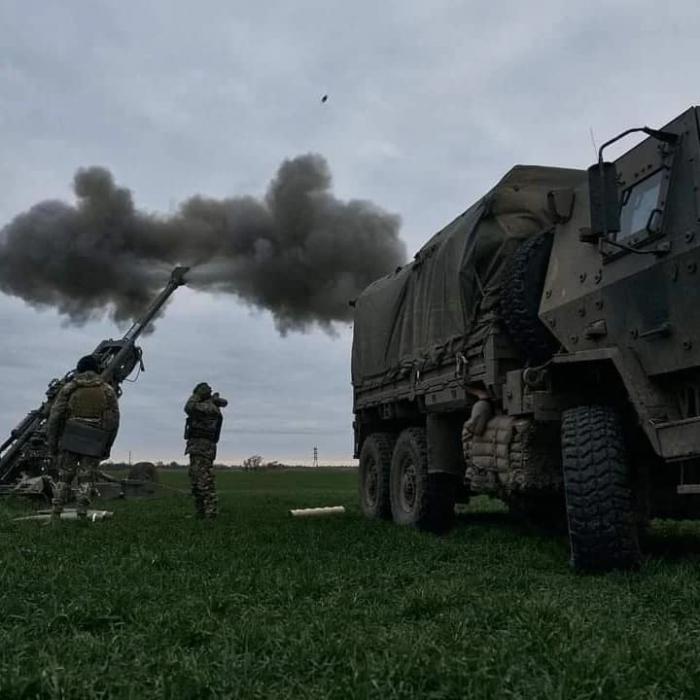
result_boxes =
[51,451,101,517]
[188,454,218,517]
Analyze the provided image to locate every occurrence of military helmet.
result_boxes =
[76,355,100,374]
[194,382,212,397]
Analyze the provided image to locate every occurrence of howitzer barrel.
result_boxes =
[101,266,189,382]
[0,410,41,454]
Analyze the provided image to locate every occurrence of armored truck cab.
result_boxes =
[352,106,700,572]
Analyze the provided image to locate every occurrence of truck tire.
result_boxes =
[500,230,557,364]
[359,433,395,520]
[561,405,641,572]
[390,427,456,534]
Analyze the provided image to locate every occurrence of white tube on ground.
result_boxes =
[14,509,114,522]
[289,506,346,518]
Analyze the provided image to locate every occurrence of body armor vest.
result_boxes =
[185,412,223,443]
[68,385,109,422]
[59,381,113,457]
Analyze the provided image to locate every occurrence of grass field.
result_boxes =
[2,469,700,699]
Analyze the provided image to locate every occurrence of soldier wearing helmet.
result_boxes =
[46,354,120,523]
[184,381,228,519]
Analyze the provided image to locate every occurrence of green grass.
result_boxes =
[2,470,700,699]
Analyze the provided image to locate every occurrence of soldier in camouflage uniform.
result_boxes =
[184,382,227,519]
[46,355,120,522]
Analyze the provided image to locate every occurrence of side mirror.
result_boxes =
[583,161,621,243]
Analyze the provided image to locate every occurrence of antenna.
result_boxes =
[313,446,318,468]
[589,127,598,159]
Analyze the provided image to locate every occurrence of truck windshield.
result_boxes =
[617,169,664,240]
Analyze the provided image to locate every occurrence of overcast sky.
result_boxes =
[1,0,699,464]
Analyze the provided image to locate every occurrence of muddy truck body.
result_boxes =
[351,106,700,572]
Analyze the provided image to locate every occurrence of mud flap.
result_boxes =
[426,413,466,476]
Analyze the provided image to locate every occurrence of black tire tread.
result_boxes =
[391,427,456,534]
[500,231,557,363]
[561,405,641,572]
[359,432,395,520]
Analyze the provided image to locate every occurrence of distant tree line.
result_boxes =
[101,456,308,471]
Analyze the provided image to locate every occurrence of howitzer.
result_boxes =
[0,265,189,485]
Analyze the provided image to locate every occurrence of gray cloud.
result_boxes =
[0,155,405,335]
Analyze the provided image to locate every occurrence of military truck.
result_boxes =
[352,105,700,572]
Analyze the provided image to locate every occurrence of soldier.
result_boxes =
[184,382,227,519]
[46,355,120,523]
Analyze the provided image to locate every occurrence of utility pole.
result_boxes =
[313,446,318,468]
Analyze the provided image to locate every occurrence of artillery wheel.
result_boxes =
[500,230,558,364]
[359,433,395,520]
[127,461,159,483]
[561,405,641,573]
[390,427,456,534]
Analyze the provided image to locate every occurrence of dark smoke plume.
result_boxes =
[0,154,406,335]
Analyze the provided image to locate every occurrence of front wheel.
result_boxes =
[390,427,457,534]
[561,405,641,573]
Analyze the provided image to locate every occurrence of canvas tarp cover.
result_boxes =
[351,165,586,388]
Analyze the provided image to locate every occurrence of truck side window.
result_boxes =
[617,169,664,241]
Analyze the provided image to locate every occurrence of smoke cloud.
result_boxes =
[0,154,406,335]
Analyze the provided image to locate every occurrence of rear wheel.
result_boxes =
[561,405,641,572]
[359,433,395,520]
[390,427,457,534]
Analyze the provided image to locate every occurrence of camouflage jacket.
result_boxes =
[184,393,227,458]
[46,371,120,455]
